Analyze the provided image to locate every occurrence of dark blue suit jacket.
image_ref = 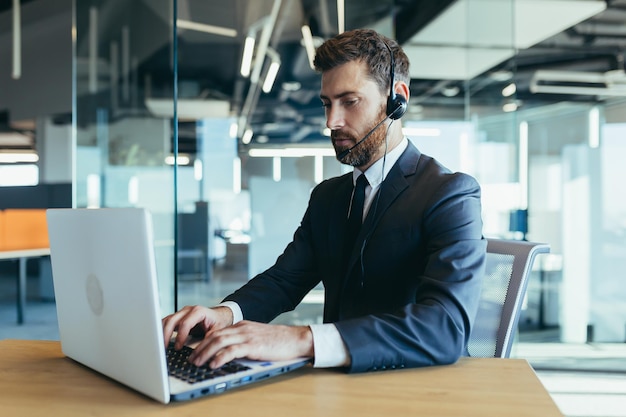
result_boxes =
[224,141,486,372]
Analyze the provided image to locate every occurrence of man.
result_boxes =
[163,28,486,373]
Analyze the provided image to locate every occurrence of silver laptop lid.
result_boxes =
[47,208,170,403]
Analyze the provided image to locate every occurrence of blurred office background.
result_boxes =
[1,2,626,410]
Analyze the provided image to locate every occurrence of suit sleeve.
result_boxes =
[335,173,486,373]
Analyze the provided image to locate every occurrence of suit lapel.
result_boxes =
[354,142,421,259]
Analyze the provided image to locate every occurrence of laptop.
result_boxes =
[46,207,311,404]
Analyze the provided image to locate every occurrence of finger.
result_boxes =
[173,308,203,349]
[208,344,247,369]
[163,306,199,350]
[162,313,180,349]
[188,330,247,367]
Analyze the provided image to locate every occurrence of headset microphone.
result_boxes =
[337,115,389,161]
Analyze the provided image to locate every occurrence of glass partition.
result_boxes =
[74,0,176,314]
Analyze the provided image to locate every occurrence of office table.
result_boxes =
[0,248,50,324]
[0,340,563,416]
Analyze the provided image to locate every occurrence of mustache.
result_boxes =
[330,131,356,142]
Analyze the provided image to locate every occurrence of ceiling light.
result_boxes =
[301,25,316,70]
[589,106,600,148]
[441,86,460,97]
[12,0,21,79]
[337,0,345,34]
[164,155,191,166]
[229,122,238,138]
[502,82,517,97]
[88,7,97,92]
[314,155,324,184]
[240,36,255,77]
[281,81,301,92]
[233,157,241,194]
[502,102,518,112]
[262,48,281,93]
[262,61,280,93]
[176,19,237,37]
[145,98,229,121]
[0,152,38,163]
[489,70,513,82]
[242,129,253,144]
[194,159,203,181]
[272,156,281,182]
[128,176,139,205]
[519,121,528,210]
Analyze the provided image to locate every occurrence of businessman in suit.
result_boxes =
[163,29,486,373]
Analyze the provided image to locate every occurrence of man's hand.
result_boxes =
[188,321,314,369]
[162,305,234,350]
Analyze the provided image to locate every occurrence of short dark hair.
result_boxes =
[313,29,410,95]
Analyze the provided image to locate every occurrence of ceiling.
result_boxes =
[2,0,626,154]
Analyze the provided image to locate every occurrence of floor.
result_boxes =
[1,260,625,416]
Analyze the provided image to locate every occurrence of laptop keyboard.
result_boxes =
[167,344,252,384]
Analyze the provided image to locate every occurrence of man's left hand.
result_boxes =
[188,320,315,369]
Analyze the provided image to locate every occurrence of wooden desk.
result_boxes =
[0,340,563,417]
[0,248,50,324]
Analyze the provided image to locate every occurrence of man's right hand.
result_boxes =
[162,305,234,350]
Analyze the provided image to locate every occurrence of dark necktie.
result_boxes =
[341,174,369,318]
[345,174,368,257]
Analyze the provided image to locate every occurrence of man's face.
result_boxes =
[320,60,388,169]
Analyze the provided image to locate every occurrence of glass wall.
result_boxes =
[74,0,177,313]
[73,0,626,366]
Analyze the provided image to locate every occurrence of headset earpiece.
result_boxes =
[387,94,407,120]
[384,41,407,120]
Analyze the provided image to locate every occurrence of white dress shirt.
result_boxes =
[220,138,409,368]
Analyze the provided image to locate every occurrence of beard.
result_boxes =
[332,106,388,168]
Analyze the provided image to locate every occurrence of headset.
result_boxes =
[383,41,407,120]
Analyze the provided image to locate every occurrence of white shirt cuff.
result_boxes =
[216,301,243,324]
[309,323,351,368]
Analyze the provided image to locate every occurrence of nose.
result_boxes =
[325,105,345,131]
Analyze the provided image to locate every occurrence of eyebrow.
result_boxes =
[319,91,358,101]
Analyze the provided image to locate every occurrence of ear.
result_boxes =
[395,80,410,104]
[387,80,410,120]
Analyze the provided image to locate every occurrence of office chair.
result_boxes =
[468,238,550,358]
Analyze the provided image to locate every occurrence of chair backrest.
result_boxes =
[468,238,550,358]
